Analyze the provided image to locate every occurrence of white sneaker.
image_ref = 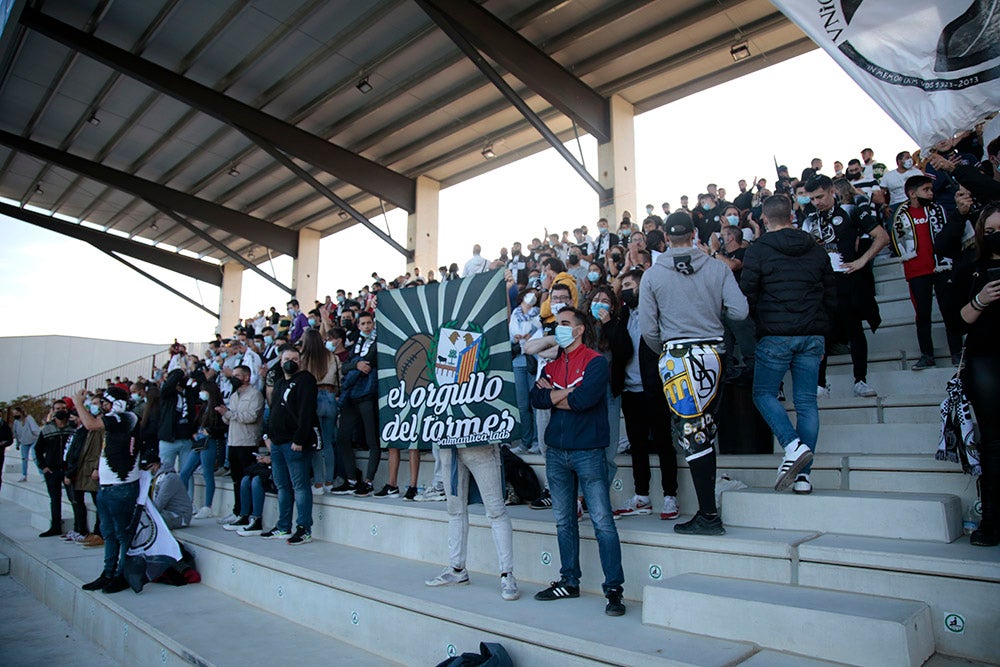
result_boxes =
[193,506,214,520]
[660,496,679,520]
[853,380,877,398]
[816,384,830,399]
[507,445,528,455]
[792,474,813,495]
[616,440,631,455]
[216,513,238,525]
[416,486,446,502]
[613,495,652,519]
[776,440,813,492]
[425,567,470,587]
[526,446,541,455]
[311,485,325,496]
[501,573,520,601]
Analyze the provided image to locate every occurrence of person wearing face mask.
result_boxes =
[0,411,12,496]
[508,287,542,455]
[538,257,579,325]
[215,365,265,529]
[878,150,925,208]
[593,218,619,262]
[261,345,318,545]
[331,311,381,496]
[35,400,77,537]
[11,404,40,482]
[889,176,967,370]
[157,368,199,478]
[74,385,148,594]
[691,193,721,245]
[180,381,226,519]
[129,383,147,421]
[286,298,310,343]
[845,158,885,204]
[529,307,625,616]
[507,242,527,283]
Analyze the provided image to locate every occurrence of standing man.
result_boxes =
[742,195,837,494]
[216,364,265,528]
[463,244,490,277]
[11,405,40,482]
[75,386,146,594]
[0,415,12,495]
[639,212,748,535]
[889,175,966,369]
[35,400,76,537]
[331,311,380,496]
[262,345,318,545]
[287,299,310,343]
[879,151,924,208]
[530,307,625,616]
[803,175,890,398]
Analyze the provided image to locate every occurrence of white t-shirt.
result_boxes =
[879,167,924,205]
[98,411,140,485]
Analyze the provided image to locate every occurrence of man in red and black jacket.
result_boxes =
[530,307,625,617]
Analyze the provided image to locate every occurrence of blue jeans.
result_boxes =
[159,440,193,477]
[753,335,824,474]
[512,355,536,447]
[270,442,312,531]
[316,389,338,483]
[97,481,139,578]
[240,475,266,518]
[606,388,620,486]
[545,447,624,594]
[20,443,35,478]
[179,439,218,506]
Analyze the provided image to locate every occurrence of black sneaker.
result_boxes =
[38,528,62,538]
[82,574,111,591]
[223,515,251,531]
[101,575,130,594]
[329,480,357,495]
[287,525,312,546]
[911,355,936,371]
[353,481,373,497]
[534,579,580,601]
[605,589,626,616]
[673,511,726,536]
[529,489,552,510]
[373,484,399,498]
[403,486,418,501]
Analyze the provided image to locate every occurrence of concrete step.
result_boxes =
[721,488,963,543]
[806,366,954,400]
[789,395,940,425]
[0,550,9,575]
[643,573,934,667]
[798,535,1000,663]
[0,506,400,667]
[814,423,940,454]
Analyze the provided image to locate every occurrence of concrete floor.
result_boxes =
[0,574,119,667]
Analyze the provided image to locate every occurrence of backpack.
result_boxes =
[434,642,513,667]
[500,446,541,504]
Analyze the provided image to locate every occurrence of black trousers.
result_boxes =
[228,447,258,516]
[818,313,868,386]
[337,397,380,483]
[43,470,63,531]
[907,271,964,358]
[965,355,1000,526]
[67,485,99,536]
[621,391,678,497]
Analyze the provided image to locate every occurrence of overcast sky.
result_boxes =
[0,49,916,346]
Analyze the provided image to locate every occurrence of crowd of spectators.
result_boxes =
[4,124,1000,607]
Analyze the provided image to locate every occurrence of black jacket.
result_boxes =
[35,422,76,471]
[267,370,319,448]
[740,228,837,337]
[158,369,198,442]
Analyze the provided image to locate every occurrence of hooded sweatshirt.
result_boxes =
[740,228,837,337]
[638,245,748,351]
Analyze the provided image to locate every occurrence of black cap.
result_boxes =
[665,211,694,235]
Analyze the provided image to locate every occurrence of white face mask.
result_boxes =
[551,302,566,315]
[903,158,914,169]
[522,293,537,306]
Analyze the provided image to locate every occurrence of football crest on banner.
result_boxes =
[658,345,721,419]
[824,0,1000,90]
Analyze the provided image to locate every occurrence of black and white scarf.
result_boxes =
[891,203,952,273]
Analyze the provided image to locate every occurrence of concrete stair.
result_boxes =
[643,573,934,667]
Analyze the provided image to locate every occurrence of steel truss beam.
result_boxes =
[96,248,219,319]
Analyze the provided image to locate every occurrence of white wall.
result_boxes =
[0,335,168,402]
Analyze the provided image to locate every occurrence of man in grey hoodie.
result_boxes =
[639,211,749,535]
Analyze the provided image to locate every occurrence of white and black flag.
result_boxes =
[773,0,1000,147]
[123,470,182,592]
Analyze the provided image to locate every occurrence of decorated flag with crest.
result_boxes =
[376,269,518,449]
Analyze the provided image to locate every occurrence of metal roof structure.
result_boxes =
[0,0,812,277]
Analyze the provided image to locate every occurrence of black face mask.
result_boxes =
[53,410,69,421]
[282,360,299,375]
[916,196,934,207]
[847,172,862,181]
[984,231,1000,256]
[230,375,243,387]
[621,288,639,309]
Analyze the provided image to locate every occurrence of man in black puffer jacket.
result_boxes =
[741,194,836,495]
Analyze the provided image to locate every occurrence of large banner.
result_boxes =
[772,0,1000,148]
[376,269,518,450]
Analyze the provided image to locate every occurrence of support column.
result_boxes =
[597,94,636,224]
[219,262,244,335]
[293,227,320,307]
[406,175,440,275]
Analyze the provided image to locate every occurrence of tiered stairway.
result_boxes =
[1,257,997,666]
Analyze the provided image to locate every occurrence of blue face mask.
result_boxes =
[590,302,610,319]
[308,317,317,327]
[797,195,811,206]
[554,324,576,348]
[198,391,210,402]
[587,271,600,283]
[702,203,713,211]
[264,335,273,346]
[620,229,631,238]
[220,351,228,359]
[130,392,141,403]
[211,361,222,372]
[325,341,336,353]
[726,214,739,226]
[88,404,101,416]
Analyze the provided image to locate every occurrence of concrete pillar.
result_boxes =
[597,94,637,224]
[219,262,244,336]
[293,228,321,307]
[406,175,440,276]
